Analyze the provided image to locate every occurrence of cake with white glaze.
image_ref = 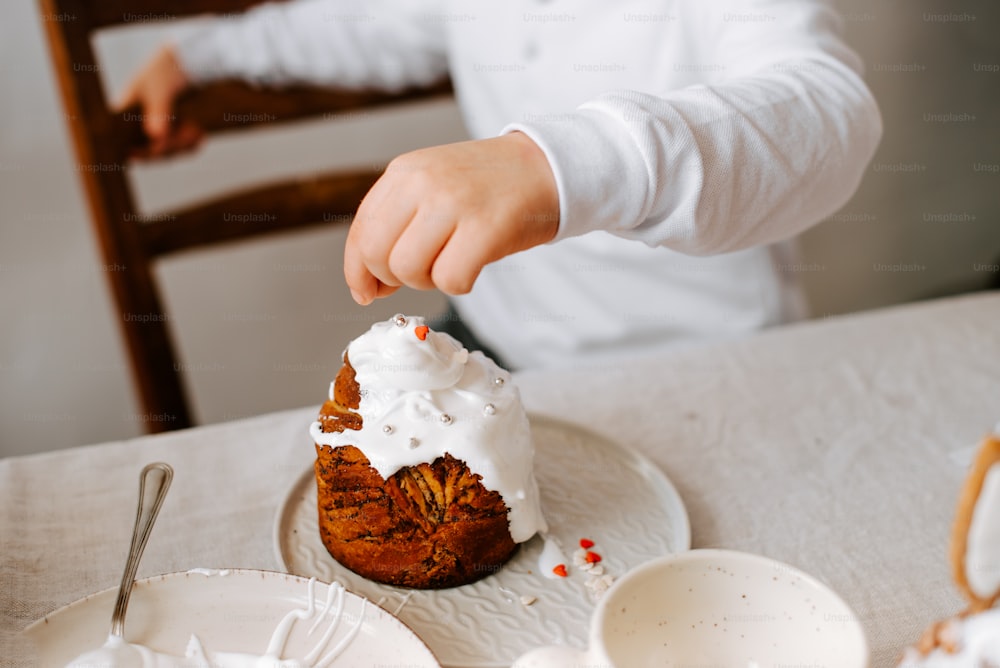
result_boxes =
[310,314,546,588]
[898,432,1000,665]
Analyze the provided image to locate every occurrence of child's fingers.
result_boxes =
[343,209,393,305]
[374,281,400,299]
[344,133,558,303]
[343,250,378,305]
[170,122,203,153]
[343,268,399,304]
[428,222,492,296]
[351,236,402,295]
[387,209,455,291]
[129,121,202,160]
[114,45,190,155]
[140,88,177,144]
[346,176,417,295]
[111,81,137,114]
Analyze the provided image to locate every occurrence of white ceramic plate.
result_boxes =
[22,569,439,667]
[274,415,690,667]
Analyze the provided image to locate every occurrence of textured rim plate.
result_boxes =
[274,414,691,667]
[22,569,439,667]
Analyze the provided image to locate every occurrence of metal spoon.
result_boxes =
[65,462,173,667]
[110,462,174,637]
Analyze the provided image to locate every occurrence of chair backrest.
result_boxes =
[39,0,452,432]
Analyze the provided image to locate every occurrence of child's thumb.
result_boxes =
[110,81,137,114]
[142,93,174,141]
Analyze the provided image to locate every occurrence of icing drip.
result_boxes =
[186,568,231,577]
[310,315,547,543]
[537,534,568,579]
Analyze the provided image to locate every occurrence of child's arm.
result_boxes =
[114,0,448,156]
[347,0,882,303]
[343,132,559,304]
[503,0,883,257]
[171,0,448,91]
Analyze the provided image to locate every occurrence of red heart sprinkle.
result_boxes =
[414,325,429,341]
[585,551,602,564]
[552,564,568,577]
[579,538,595,549]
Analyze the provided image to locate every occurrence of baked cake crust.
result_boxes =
[314,358,518,589]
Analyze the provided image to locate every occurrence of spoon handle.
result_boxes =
[109,462,173,639]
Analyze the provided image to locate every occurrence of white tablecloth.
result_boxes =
[3,292,1000,667]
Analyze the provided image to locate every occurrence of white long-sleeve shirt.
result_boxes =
[177,0,882,369]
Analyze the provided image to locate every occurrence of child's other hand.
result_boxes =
[344,132,559,304]
[113,45,201,158]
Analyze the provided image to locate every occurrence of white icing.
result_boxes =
[537,534,568,579]
[64,579,363,668]
[898,610,1000,666]
[310,315,547,543]
[965,464,1000,599]
[185,568,231,577]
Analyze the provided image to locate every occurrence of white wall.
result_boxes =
[797,0,1000,314]
[2,0,998,457]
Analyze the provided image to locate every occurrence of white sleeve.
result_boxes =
[174,0,449,92]
[504,0,883,256]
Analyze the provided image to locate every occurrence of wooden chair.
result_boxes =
[39,0,452,432]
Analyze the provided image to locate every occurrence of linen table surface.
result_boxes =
[3,292,999,667]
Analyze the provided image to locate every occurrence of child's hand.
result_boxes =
[344,132,559,304]
[113,45,201,158]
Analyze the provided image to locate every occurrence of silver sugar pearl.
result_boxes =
[483,403,497,416]
[408,437,420,449]
[440,413,453,425]
[382,424,394,435]
[493,377,505,387]
[393,314,407,327]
